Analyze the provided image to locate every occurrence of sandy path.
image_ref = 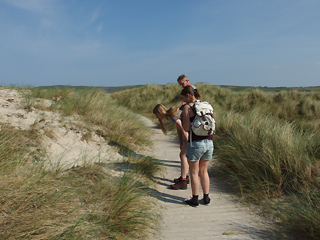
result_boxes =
[139,115,280,240]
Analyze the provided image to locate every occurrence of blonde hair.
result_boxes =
[153,104,180,134]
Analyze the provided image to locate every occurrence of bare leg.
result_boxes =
[188,160,200,196]
[180,142,189,178]
[199,158,210,194]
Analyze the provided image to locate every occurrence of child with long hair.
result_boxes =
[153,104,189,189]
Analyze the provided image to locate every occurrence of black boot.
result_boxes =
[185,195,199,207]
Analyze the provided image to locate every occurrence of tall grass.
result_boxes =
[111,83,320,239]
[25,88,152,151]
[214,110,318,198]
[0,125,161,239]
[111,84,182,116]
[270,190,320,239]
[1,87,165,239]
[126,156,164,181]
[111,84,182,133]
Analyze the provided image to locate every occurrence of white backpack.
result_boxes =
[191,100,215,137]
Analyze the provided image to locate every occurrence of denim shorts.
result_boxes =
[186,139,214,162]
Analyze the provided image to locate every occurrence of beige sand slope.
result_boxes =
[0,88,125,174]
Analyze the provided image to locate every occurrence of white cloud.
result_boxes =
[90,9,100,23]
[1,0,53,12]
[97,22,103,32]
[81,6,103,29]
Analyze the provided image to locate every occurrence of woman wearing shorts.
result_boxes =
[153,104,189,189]
[180,86,214,206]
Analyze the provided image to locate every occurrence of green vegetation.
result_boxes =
[219,85,320,92]
[2,83,320,239]
[36,85,145,93]
[25,88,152,151]
[111,83,320,239]
[35,84,320,94]
[0,88,163,239]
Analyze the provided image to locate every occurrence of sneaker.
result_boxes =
[185,198,199,207]
[170,180,187,190]
[173,175,190,184]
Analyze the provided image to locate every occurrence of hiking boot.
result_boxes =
[203,196,211,205]
[173,175,190,184]
[185,197,199,207]
[170,180,187,190]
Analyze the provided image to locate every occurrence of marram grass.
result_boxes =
[1,88,163,239]
[111,83,320,239]
[25,88,152,151]
[214,110,317,198]
[0,126,161,239]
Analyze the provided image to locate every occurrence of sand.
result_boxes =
[0,88,124,176]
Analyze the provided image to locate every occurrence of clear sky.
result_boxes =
[0,0,319,87]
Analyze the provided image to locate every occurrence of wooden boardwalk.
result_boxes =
[139,116,282,240]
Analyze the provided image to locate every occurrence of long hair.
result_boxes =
[181,85,202,100]
[153,104,180,134]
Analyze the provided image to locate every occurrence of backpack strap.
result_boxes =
[187,102,196,148]
[187,101,201,148]
[187,102,196,115]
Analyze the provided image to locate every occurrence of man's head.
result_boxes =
[177,74,192,88]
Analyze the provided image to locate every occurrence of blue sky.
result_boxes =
[0,0,319,87]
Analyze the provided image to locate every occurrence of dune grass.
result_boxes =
[111,84,182,133]
[214,110,318,197]
[0,88,164,239]
[0,127,161,240]
[126,155,164,181]
[111,83,320,239]
[24,88,152,151]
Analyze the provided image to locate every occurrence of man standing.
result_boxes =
[177,74,194,88]
[169,74,196,190]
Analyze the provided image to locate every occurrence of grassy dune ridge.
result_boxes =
[0,87,163,239]
[111,83,320,239]
[27,87,152,151]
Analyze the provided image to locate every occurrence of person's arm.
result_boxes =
[182,105,192,132]
[175,119,188,142]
